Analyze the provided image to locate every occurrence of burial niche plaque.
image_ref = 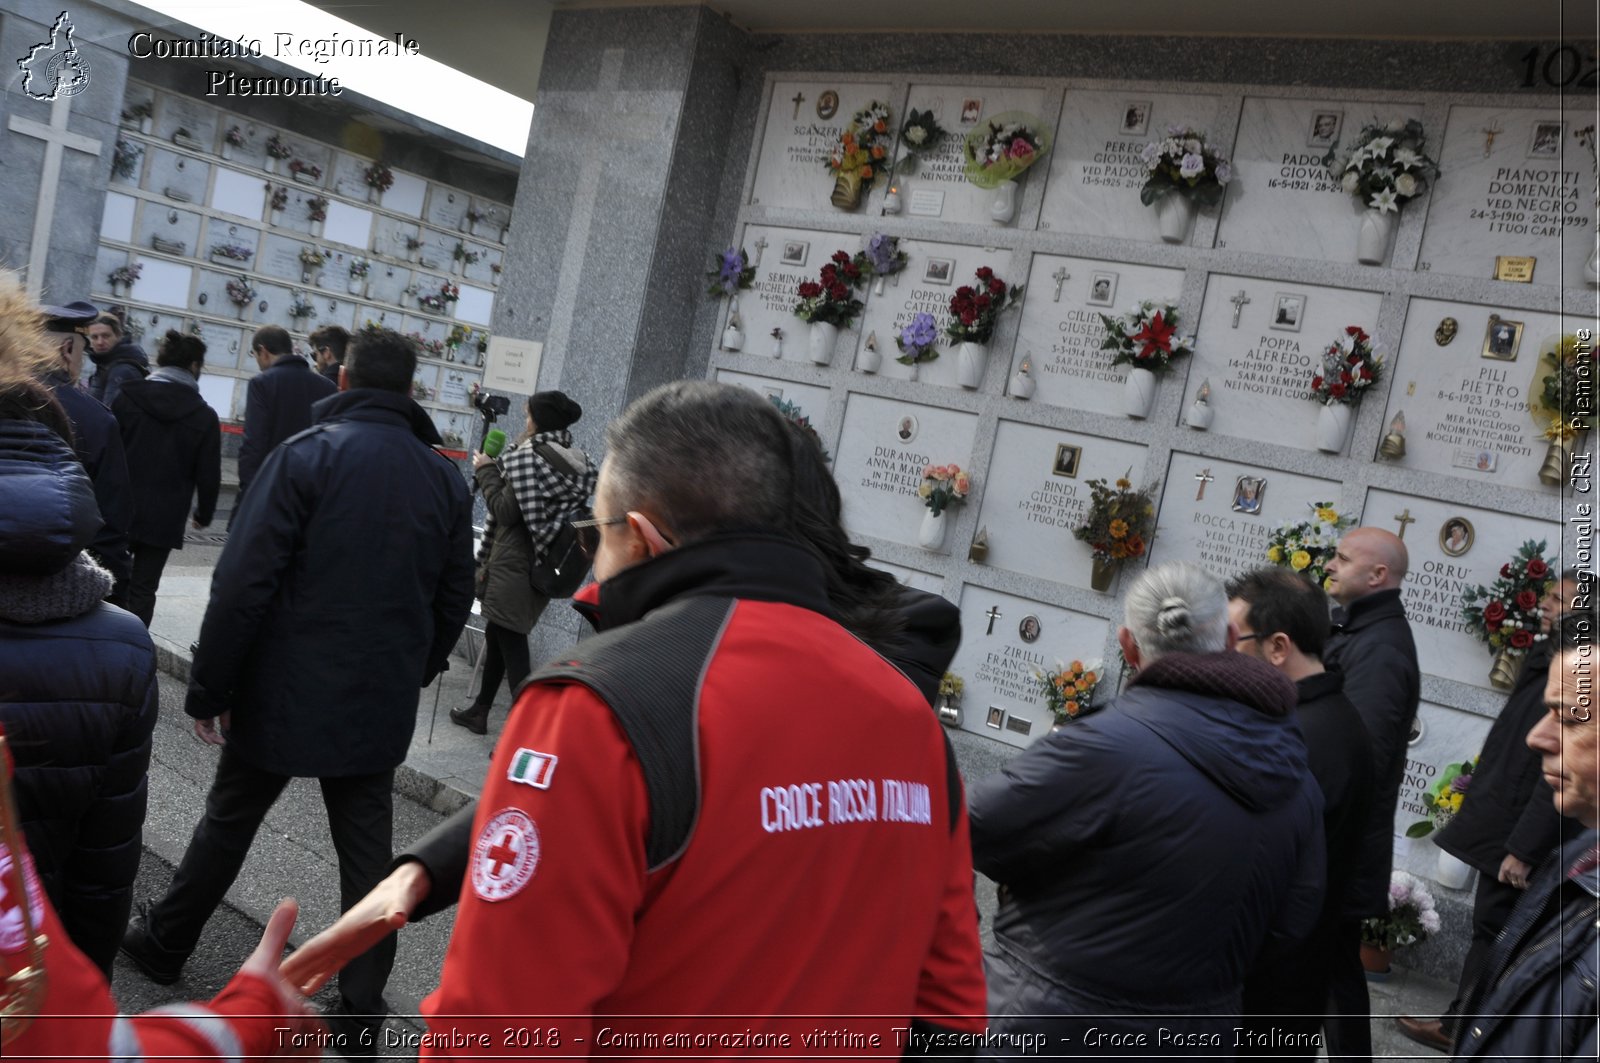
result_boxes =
[834,394,979,549]
[751,81,896,213]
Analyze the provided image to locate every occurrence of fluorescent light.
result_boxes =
[130,0,533,155]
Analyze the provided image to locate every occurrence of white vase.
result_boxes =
[1010,368,1035,399]
[264,156,277,175]
[957,341,987,389]
[808,321,839,365]
[109,281,124,299]
[917,509,947,552]
[369,186,382,205]
[315,271,326,287]
[769,334,784,359]
[858,344,881,374]
[1186,401,1214,430]
[906,360,920,382]
[347,277,364,296]
[1357,209,1395,265]
[499,226,510,244]
[450,260,462,277]
[220,143,232,161]
[1587,239,1600,285]
[722,323,744,352]
[310,220,323,238]
[139,116,152,135]
[990,180,1019,225]
[269,209,283,227]
[236,303,249,321]
[301,269,312,284]
[872,275,887,296]
[1123,366,1157,418]
[1435,849,1474,890]
[1316,403,1353,453]
[1156,194,1195,243]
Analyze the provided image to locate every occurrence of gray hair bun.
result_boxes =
[1155,596,1193,635]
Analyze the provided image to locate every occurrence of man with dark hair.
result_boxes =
[123,327,474,1048]
[420,380,986,1051]
[236,323,335,500]
[1228,566,1373,1058]
[310,324,350,384]
[85,311,150,409]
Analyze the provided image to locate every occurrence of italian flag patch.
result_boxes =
[507,747,558,790]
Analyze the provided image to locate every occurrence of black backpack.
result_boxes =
[527,443,592,599]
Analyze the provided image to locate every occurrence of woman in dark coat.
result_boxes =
[111,330,221,626]
[450,390,596,735]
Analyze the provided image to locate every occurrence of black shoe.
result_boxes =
[449,704,489,735]
[326,1006,384,1059]
[120,906,184,985]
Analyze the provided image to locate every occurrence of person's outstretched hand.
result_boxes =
[237,899,324,1053]
[280,862,433,995]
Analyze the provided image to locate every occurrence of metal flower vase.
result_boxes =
[830,171,865,210]
[1090,557,1118,593]
[1489,647,1521,691]
[935,694,962,728]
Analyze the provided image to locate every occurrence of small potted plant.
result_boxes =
[267,185,289,226]
[222,125,245,160]
[825,101,893,210]
[1265,502,1355,590]
[364,162,394,205]
[792,251,865,365]
[404,235,424,263]
[306,196,329,237]
[209,242,253,265]
[347,257,371,296]
[122,100,154,134]
[1073,474,1156,592]
[288,293,316,322]
[1408,757,1479,889]
[171,126,201,151]
[946,266,1022,389]
[963,112,1052,225]
[768,326,784,359]
[264,133,291,174]
[916,464,971,552]
[107,263,142,298]
[1309,326,1383,453]
[289,158,322,185]
[1533,332,1597,484]
[1099,299,1196,418]
[489,262,502,287]
[1359,871,1441,977]
[861,232,908,296]
[1139,127,1233,243]
[299,247,326,285]
[935,672,964,727]
[225,277,257,322]
[1326,118,1441,264]
[1036,660,1101,727]
[707,246,756,352]
[112,137,144,182]
[1461,541,1555,690]
[893,312,939,380]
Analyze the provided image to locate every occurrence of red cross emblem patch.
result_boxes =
[471,808,541,902]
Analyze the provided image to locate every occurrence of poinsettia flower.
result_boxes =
[1129,310,1176,360]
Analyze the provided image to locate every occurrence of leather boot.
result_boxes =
[449,704,490,735]
[1394,1016,1453,1052]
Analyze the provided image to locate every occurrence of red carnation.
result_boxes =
[1340,370,1353,384]
[797,282,822,298]
[844,263,860,279]
[1483,600,1507,624]
[1516,589,1539,612]
[956,285,975,298]
[975,266,993,280]
[1527,558,1549,580]
[1330,382,1347,399]
[1348,352,1362,364]
[1510,629,1534,649]
[1312,375,1324,390]
[1500,563,1513,578]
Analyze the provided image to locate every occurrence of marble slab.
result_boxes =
[194,321,247,368]
[135,204,201,259]
[324,201,374,253]
[100,192,136,243]
[893,83,1051,229]
[128,255,193,311]
[144,148,210,205]
[1011,253,1186,414]
[211,166,269,222]
[124,308,188,348]
[374,215,422,260]
[713,369,832,427]
[439,367,478,408]
[1364,487,1561,692]
[425,185,472,232]
[94,246,129,291]
[1418,104,1597,288]
[1217,97,1424,264]
[865,559,945,595]
[1392,699,1493,890]
[363,262,412,306]
[155,94,219,149]
[213,119,269,172]
[1149,450,1343,579]
[847,240,1017,390]
[835,393,980,550]
[1038,89,1223,241]
[197,373,239,421]
[203,219,260,265]
[1181,274,1384,452]
[257,235,309,284]
[454,284,494,327]
[1377,296,1569,489]
[383,170,428,220]
[721,223,862,366]
[970,419,1149,591]
[750,80,897,214]
[945,583,1115,748]
[329,153,370,201]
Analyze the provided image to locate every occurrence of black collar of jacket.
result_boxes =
[1295,668,1343,704]
[595,531,836,631]
[1333,586,1406,632]
[310,388,443,446]
[269,353,313,371]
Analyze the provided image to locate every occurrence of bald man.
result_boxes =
[1320,527,1421,1063]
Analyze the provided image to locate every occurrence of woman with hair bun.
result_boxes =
[110,329,222,626]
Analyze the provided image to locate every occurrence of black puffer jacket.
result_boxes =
[0,419,158,979]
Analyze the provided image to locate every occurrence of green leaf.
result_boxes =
[1405,822,1435,838]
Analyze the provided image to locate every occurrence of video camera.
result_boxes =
[470,384,510,425]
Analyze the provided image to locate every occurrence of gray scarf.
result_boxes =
[150,365,199,389]
[0,554,114,625]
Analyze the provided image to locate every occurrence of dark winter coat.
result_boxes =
[112,369,222,550]
[46,376,133,592]
[236,354,336,499]
[0,419,158,978]
[1438,640,1580,874]
[969,651,1325,1042]
[86,337,149,409]
[1453,829,1598,1061]
[185,388,475,778]
[1324,587,1420,917]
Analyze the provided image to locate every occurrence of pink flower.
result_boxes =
[953,473,970,494]
[1008,138,1035,160]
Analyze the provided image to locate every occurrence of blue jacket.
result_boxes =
[1454,829,1598,1060]
[186,388,475,777]
[970,651,1324,1032]
[47,376,134,593]
[236,354,336,500]
[0,419,157,978]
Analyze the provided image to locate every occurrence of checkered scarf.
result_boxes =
[479,429,596,563]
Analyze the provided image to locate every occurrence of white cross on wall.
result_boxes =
[8,94,103,297]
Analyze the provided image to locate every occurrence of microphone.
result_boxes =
[482,428,507,458]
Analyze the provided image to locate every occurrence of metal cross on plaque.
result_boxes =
[1481,122,1503,158]
[1229,290,1251,328]
[791,92,806,120]
[1393,508,1416,539]
[1194,468,1215,500]
[985,605,1003,635]
[752,235,768,267]
[1051,267,1069,302]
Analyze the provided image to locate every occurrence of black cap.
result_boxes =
[528,390,582,433]
[39,300,97,332]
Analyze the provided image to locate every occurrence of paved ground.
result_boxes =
[107,474,1456,1058]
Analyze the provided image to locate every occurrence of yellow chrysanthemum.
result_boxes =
[1115,478,1132,490]
[1290,550,1312,571]
[1315,506,1339,524]
[1267,545,1284,563]
[1109,519,1129,539]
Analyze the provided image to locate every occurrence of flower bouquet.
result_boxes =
[1074,474,1156,591]
[935,671,964,725]
[963,112,1050,224]
[121,100,153,132]
[896,312,940,376]
[298,248,326,285]
[225,277,256,320]
[1036,660,1101,725]
[288,294,315,320]
[1406,758,1475,838]
[706,247,756,298]
[1360,871,1441,964]
[289,159,322,183]
[222,125,245,159]
[1462,541,1554,690]
[862,233,908,295]
[946,266,1022,389]
[1326,118,1440,263]
[916,464,970,551]
[897,108,946,173]
[348,257,371,278]
[265,134,292,161]
[267,185,289,219]
[1533,333,1598,484]
[364,163,394,202]
[1309,325,1383,452]
[107,263,142,296]
[1265,502,1355,589]
[209,243,253,263]
[1139,127,1233,241]
[112,137,143,181]
[768,395,829,461]
[825,101,892,210]
[1100,299,1195,417]
[793,251,865,364]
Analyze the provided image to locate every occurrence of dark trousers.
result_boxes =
[1239,920,1338,1062]
[1442,872,1520,1030]
[1323,918,1372,1063]
[472,621,531,710]
[126,542,172,627]
[146,746,397,1017]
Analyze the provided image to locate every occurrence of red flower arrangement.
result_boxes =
[1462,541,1554,656]
[1099,299,1195,372]
[1310,326,1383,406]
[792,250,866,328]
[946,266,1022,344]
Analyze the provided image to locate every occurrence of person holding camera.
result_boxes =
[450,390,595,736]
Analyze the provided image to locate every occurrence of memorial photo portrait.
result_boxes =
[1018,615,1041,644]
[815,90,839,121]
[779,240,809,267]
[1482,316,1522,361]
[1119,101,1151,137]
[895,414,919,443]
[1439,517,1475,557]
[1307,110,1343,149]
[1527,119,1563,158]
[986,705,1005,729]
[1270,293,1305,332]
[1086,271,1118,307]
[923,258,954,285]
[960,98,984,124]
[1231,475,1267,515]
[1051,443,1082,478]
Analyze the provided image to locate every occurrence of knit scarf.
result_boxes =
[478,429,596,564]
[0,554,113,625]
[1129,650,1297,718]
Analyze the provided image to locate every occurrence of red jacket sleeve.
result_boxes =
[422,682,650,1057]
[130,972,291,1061]
[913,774,988,1031]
